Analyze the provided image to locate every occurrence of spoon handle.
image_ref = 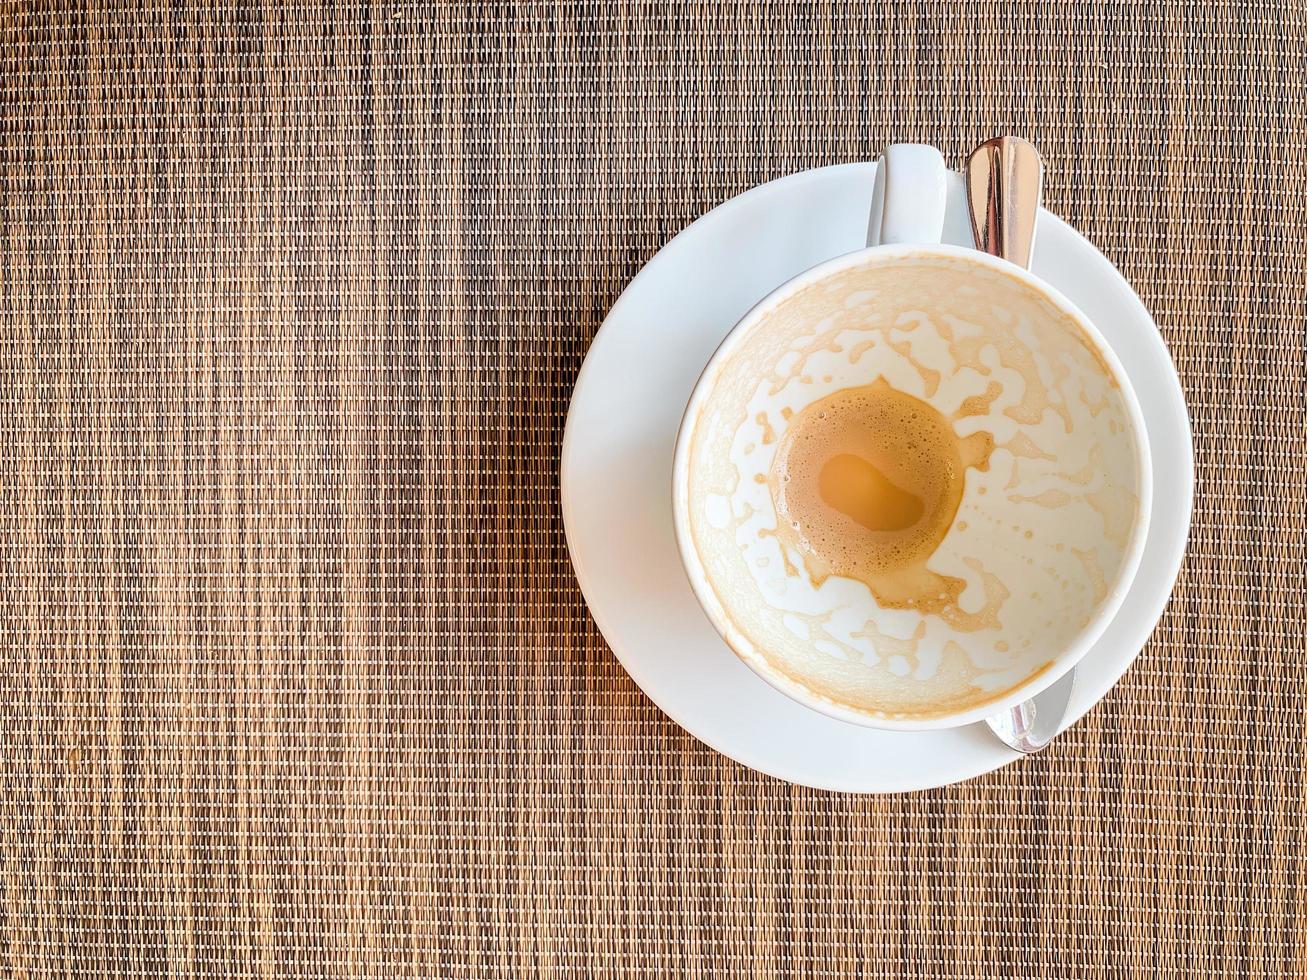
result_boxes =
[965,136,1044,271]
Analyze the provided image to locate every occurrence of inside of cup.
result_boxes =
[682,250,1148,723]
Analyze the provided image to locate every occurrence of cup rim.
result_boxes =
[671,242,1154,732]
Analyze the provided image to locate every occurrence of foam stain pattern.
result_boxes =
[0,2,1303,977]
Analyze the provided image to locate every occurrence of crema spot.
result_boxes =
[769,378,998,626]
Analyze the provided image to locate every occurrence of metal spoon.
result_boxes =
[965,136,1043,267]
[987,668,1077,754]
[964,136,1074,754]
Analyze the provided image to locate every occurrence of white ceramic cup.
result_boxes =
[672,144,1152,731]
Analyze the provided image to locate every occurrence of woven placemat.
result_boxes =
[1,2,1303,977]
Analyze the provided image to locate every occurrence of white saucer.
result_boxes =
[561,162,1193,793]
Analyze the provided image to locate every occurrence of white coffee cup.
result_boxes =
[672,145,1152,731]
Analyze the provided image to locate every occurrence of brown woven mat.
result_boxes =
[2,2,1304,977]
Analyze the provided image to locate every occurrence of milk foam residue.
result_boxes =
[686,256,1141,719]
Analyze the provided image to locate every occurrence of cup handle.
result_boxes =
[878,144,948,245]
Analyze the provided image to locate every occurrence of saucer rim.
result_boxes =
[561,162,1193,792]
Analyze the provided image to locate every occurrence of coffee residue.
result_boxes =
[768,378,996,628]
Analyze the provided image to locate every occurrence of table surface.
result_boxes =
[2,2,1303,977]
